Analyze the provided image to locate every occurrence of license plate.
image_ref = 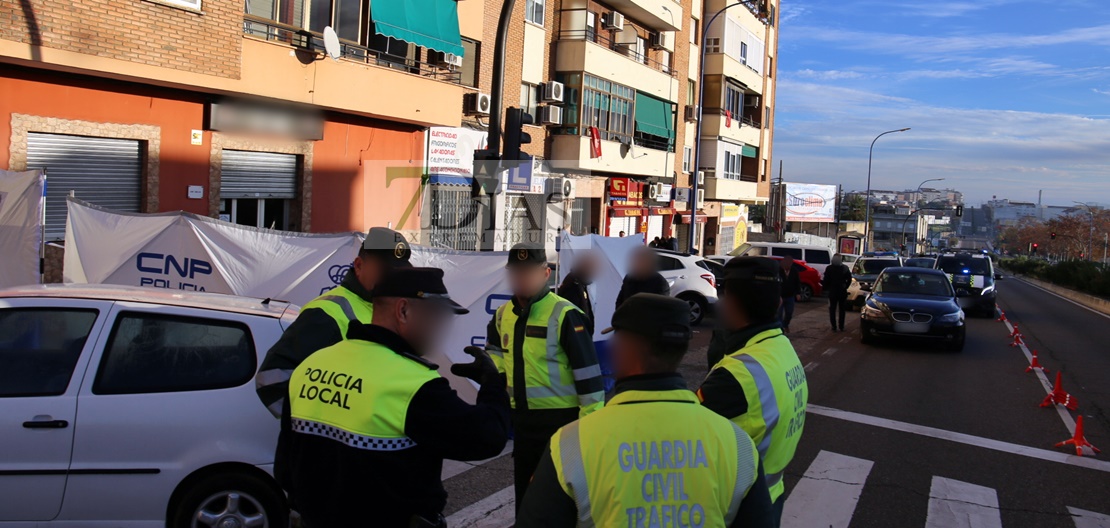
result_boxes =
[954,276,971,285]
[893,322,930,334]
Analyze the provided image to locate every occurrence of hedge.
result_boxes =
[999,257,1110,298]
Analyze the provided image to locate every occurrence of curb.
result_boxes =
[1010,275,1110,317]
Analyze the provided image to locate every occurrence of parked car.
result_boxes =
[847,256,904,308]
[860,268,966,351]
[0,284,295,527]
[905,257,937,269]
[934,252,999,317]
[729,242,834,276]
[653,249,719,325]
[705,255,823,302]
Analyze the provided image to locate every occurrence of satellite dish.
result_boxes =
[323,26,341,61]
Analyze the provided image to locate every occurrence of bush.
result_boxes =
[1000,257,1110,298]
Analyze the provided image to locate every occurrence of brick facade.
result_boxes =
[0,0,242,79]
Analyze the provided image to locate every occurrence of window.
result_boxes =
[762,159,769,182]
[768,57,774,77]
[766,105,772,125]
[723,151,743,180]
[706,37,721,54]
[725,84,744,117]
[690,17,698,43]
[310,0,364,41]
[772,247,804,260]
[460,38,480,87]
[659,49,672,73]
[769,4,776,27]
[95,313,255,395]
[633,37,647,64]
[246,0,305,27]
[687,80,696,105]
[0,309,98,397]
[586,12,598,42]
[740,42,748,64]
[160,0,201,9]
[805,250,831,265]
[526,0,545,26]
[683,146,693,173]
[573,74,635,143]
[658,256,685,271]
[520,83,539,122]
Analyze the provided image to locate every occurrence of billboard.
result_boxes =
[785,183,837,223]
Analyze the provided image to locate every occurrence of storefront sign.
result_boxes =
[651,207,675,216]
[506,160,533,192]
[611,207,645,217]
[610,177,630,198]
[721,203,742,222]
[207,101,324,140]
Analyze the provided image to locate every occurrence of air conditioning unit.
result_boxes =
[648,183,659,200]
[696,171,705,185]
[463,92,491,115]
[546,178,575,201]
[538,105,563,126]
[654,182,665,200]
[696,189,705,208]
[437,52,463,69]
[745,94,760,107]
[604,12,625,31]
[684,105,699,122]
[649,32,667,50]
[542,81,565,104]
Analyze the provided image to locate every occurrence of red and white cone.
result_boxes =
[1041,372,1078,411]
[1055,416,1101,457]
[1009,334,1024,347]
[997,311,1007,322]
[1026,351,1049,374]
[1010,325,1021,337]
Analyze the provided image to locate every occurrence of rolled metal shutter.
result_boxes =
[27,132,142,240]
[220,150,298,199]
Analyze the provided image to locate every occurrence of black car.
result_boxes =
[860,267,966,351]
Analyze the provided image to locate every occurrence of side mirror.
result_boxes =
[994,272,1003,280]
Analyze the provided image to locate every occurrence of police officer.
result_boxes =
[256,227,411,417]
[698,257,809,526]
[517,294,773,527]
[486,243,605,506]
[275,267,510,527]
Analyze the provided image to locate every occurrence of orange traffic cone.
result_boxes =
[1041,372,1078,411]
[1055,416,1100,456]
[1010,325,1021,337]
[1026,351,1049,374]
[997,311,1007,322]
[1009,334,1024,347]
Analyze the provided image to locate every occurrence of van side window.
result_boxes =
[772,247,804,260]
[0,308,99,397]
[746,246,768,256]
[806,250,831,264]
[94,312,255,395]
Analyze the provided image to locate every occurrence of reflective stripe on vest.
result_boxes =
[302,286,374,338]
[288,339,438,449]
[552,389,759,527]
[497,295,580,410]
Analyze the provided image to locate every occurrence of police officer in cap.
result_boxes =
[518,293,773,527]
[256,227,411,417]
[698,257,808,526]
[275,267,510,528]
[484,243,604,506]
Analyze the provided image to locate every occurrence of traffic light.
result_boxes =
[502,107,533,165]
[1051,232,1057,240]
[1032,243,1039,254]
[955,205,964,217]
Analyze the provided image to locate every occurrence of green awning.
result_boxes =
[634,92,675,140]
[742,144,758,158]
[370,0,464,56]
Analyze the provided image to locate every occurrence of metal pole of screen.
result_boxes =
[863,128,910,253]
[39,168,47,284]
[689,0,763,254]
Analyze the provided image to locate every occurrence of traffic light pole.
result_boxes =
[486,0,516,159]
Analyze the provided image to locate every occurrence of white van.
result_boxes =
[730,242,835,275]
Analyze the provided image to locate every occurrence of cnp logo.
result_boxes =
[320,264,353,295]
[136,252,213,279]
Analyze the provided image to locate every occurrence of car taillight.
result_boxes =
[701,273,716,288]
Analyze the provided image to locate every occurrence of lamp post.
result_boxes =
[862,128,911,253]
[1073,201,1096,261]
[688,0,764,253]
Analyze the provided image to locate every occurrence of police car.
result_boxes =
[0,284,294,527]
[933,252,1000,317]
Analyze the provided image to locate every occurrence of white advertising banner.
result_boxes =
[785,182,838,223]
[426,126,488,182]
[0,169,45,288]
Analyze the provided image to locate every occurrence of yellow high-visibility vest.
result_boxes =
[302,284,374,338]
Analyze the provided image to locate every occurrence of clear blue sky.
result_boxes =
[772,0,1110,206]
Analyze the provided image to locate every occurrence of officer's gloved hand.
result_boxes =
[451,346,501,387]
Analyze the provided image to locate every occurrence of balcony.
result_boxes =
[549,134,674,178]
[606,0,684,31]
[556,17,680,102]
[703,53,764,95]
[700,110,761,146]
[703,176,760,202]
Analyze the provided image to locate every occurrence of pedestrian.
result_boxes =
[517,293,774,527]
[255,227,410,417]
[777,255,802,333]
[699,257,808,526]
[619,230,626,237]
[615,246,670,309]
[485,243,605,508]
[822,254,852,332]
[274,267,510,528]
[557,250,600,334]
[668,235,680,252]
[649,236,661,248]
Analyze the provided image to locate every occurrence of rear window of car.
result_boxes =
[94,312,255,395]
[857,259,900,274]
[657,256,685,271]
[0,308,99,397]
[875,272,954,297]
[937,257,990,275]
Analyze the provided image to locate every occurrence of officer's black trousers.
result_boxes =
[512,409,577,510]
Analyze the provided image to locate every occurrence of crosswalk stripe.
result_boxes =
[441,440,514,481]
[781,450,874,528]
[1069,506,1110,528]
[925,476,1002,528]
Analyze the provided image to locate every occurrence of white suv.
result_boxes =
[0,284,295,527]
[653,250,719,325]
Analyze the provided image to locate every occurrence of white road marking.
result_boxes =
[839,336,851,343]
[822,347,838,357]
[999,308,1078,438]
[925,477,1003,528]
[804,361,819,372]
[445,486,515,528]
[1013,276,1110,321]
[781,451,873,528]
[441,441,513,480]
[806,405,1110,474]
[1069,506,1110,528]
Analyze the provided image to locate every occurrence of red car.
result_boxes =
[706,256,823,302]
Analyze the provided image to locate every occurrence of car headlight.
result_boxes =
[862,304,885,319]
[938,311,963,323]
[981,285,995,296]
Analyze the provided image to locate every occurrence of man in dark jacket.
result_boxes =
[778,255,802,333]
[822,254,853,332]
[616,247,671,309]
[557,251,599,333]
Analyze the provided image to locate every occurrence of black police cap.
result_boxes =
[602,293,692,344]
[507,243,548,267]
[363,227,412,268]
[371,267,468,314]
[722,256,782,285]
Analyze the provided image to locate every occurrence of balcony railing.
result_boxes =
[558,26,676,77]
[243,15,461,84]
[706,107,762,128]
[720,173,759,183]
[633,132,675,152]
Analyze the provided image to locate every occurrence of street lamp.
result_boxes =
[863,128,911,253]
[1073,201,1096,261]
[688,0,765,253]
[907,178,944,254]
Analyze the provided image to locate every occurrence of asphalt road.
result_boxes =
[441,281,1110,527]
